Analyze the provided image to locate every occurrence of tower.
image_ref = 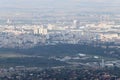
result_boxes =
[7,19,11,24]
[73,20,77,28]
[101,59,105,68]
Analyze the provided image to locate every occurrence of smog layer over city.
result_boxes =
[0,0,120,80]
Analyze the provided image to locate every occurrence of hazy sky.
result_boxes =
[0,0,119,8]
[0,0,120,13]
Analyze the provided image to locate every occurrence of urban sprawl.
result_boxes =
[0,19,120,48]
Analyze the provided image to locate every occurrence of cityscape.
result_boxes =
[0,0,120,80]
[0,16,120,48]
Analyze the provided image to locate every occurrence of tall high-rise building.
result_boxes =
[101,59,105,68]
[7,19,11,24]
[73,20,79,28]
